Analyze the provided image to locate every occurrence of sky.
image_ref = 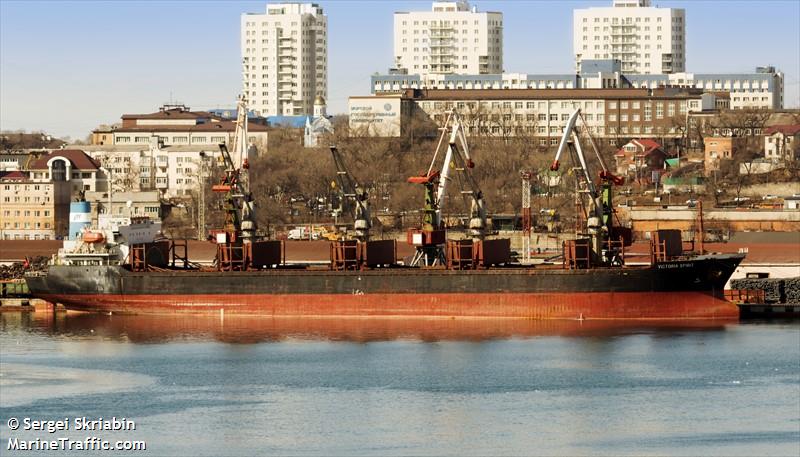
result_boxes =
[1,0,798,140]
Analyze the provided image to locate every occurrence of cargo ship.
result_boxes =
[26,253,743,319]
[25,101,744,319]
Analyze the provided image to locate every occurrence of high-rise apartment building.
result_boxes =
[574,0,685,75]
[393,1,503,77]
[241,3,327,116]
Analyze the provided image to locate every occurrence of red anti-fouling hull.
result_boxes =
[36,291,739,320]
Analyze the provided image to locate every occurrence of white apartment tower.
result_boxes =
[393,1,503,77]
[241,3,327,116]
[574,0,685,75]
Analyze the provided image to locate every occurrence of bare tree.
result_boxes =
[712,109,771,151]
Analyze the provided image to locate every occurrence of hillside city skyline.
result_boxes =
[1,0,798,140]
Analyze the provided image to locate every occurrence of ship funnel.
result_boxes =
[68,201,92,240]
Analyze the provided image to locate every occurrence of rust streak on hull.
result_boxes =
[38,291,739,320]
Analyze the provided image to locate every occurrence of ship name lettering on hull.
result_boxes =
[656,262,695,269]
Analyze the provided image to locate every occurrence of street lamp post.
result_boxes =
[197,151,207,241]
[100,166,113,217]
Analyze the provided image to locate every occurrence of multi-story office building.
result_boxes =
[393,1,503,77]
[624,66,784,110]
[0,172,64,240]
[349,88,719,143]
[574,0,685,74]
[241,3,327,116]
[370,61,784,110]
[91,104,270,147]
[0,150,104,240]
[85,105,272,202]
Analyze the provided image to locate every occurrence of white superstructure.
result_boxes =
[57,215,162,267]
[393,1,503,77]
[574,0,685,75]
[242,3,328,116]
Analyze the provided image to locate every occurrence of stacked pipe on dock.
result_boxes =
[785,278,800,304]
[731,277,800,304]
[0,256,49,280]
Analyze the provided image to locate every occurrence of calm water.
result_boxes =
[1,312,798,456]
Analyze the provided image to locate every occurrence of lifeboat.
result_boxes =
[82,231,105,244]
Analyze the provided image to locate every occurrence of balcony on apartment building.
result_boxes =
[430,64,454,74]
[428,23,454,31]
[430,56,456,65]
[429,38,455,48]
[610,26,637,36]
[430,44,455,56]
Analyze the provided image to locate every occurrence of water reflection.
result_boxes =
[1,311,732,344]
